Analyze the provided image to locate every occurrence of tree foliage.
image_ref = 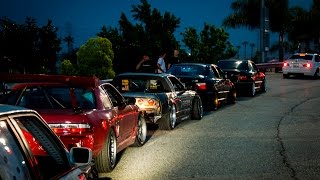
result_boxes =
[61,59,75,75]
[0,17,61,73]
[181,23,236,63]
[77,37,115,79]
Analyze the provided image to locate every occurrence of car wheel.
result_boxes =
[191,95,203,120]
[248,81,256,97]
[261,80,266,92]
[210,93,219,111]
[158,105,177,130]
[227,88,237,104]
[95,129,117,173]
[283,74,289,79]
[313,69,319,79]
[132,113,147,147]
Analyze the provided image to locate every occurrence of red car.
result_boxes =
[0,74,147,173]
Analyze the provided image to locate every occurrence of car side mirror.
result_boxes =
[70,147,93,168]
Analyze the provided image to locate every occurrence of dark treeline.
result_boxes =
[1,0,318,75]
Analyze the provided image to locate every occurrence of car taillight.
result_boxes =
[135,98,159,107]
[283,62,288,67]
[303,63,311,68]
[195,83,207,90]
[238,76,248,80]
[49,123,91,134]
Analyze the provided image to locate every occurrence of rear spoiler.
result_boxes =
[0,73,100,88]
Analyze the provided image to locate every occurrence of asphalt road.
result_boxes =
[101,73,320,180]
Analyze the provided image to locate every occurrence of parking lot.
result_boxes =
[103,72,320,179]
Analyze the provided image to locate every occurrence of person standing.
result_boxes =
[136,55,156,73]
[167,49,180,70]
[157,51,166,73]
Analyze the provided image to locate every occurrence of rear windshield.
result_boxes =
[113,76,167,93]
[1,86,96,109]
[289,54,313,60]
[167,65,209,76]
[217,61,249,70]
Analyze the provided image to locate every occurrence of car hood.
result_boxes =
[36,109,92,124]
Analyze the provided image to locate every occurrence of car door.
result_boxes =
[211,65,227,99]
[250,61,265,87]
[215,66,233,93]
[101,83,136,142]
[167,76,192,118]
[5,114,85,180]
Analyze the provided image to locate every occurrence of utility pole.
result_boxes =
[260,0,269,63]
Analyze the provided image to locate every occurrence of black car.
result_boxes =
[217,59,266,96]
[167,63,236,111]
[112,73,203,130]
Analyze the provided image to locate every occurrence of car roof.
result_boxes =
[0,104,35,116]
[171,63,213,67]
[218,59,250,62]
[116,72,170,78]
[0,73,100,88]
[292,52,318,56]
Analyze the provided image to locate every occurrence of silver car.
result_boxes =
[282,53,320,79]
[0,104,93,180]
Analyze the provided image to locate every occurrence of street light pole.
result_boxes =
[260,0,265,63]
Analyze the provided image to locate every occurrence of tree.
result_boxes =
[223,0,290,61]
[242,41,248,59]
[38,20,61,73]
[97,0,182,73]
[181,23,236,63]
[61,59,76,75]
[76,37,115,79]
[0,17,61,73]
[250,43,255,58]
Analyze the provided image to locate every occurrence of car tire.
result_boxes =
[132,113,147,147]
[227,88,237,104]
[95,129,117,173]
[191,95,203,120]
[158,105,176,130]
[261,80,266,92]
[313,69,319,79]
[208,92,219,111]
[283,74,289,79]
[248,81,256,97]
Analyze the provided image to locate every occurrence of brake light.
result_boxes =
[303,63,311,68]
[49,123,91,134]
[135,98,159,107]
[195,83,207,90]
[238,76,248,80]
[283,62,288,67]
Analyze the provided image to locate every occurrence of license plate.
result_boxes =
[293,63,299,67]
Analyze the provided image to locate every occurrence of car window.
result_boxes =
[113,77,166,93]
[11,115,71,179]
[289,54,313,60]
[218,61,249,70]
[99,88,113,109]
[168,76,184,91]
[167,65,209,76]
[251,62,258,72]
[0,120,32,180]
[211,66,221,78]
[215,66,225,79]
[101,84,125,107]
[2,86,97,109]
[315,55,320,62]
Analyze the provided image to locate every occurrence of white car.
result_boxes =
[282,53,320,79]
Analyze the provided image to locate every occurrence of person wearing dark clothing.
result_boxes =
[167,49,180,70]
[136,55,156,73]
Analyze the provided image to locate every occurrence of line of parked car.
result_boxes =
[0,60,266,179]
